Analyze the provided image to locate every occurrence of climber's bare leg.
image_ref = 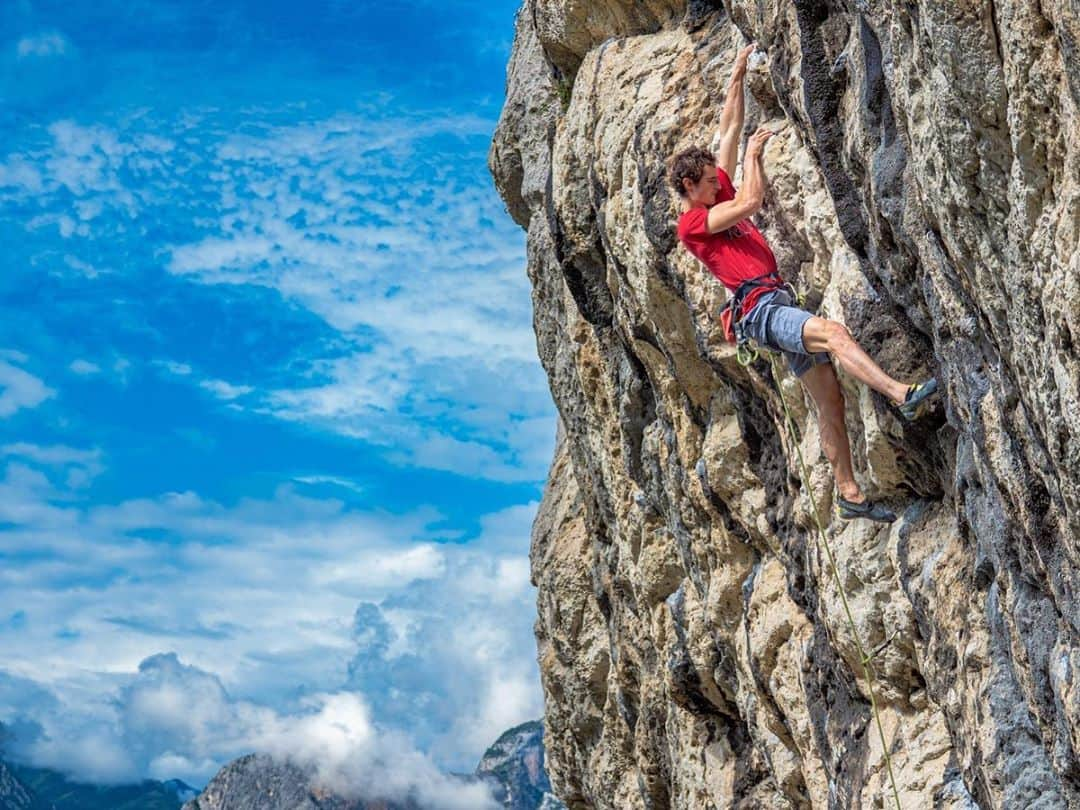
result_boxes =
[799,362,863,503]
[802,317,909,405]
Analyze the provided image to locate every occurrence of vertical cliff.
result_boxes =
[489,1,1080,807]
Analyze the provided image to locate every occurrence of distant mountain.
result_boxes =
[180,753,410,810]
[183,720,565,810]
[0,759,44,810]
[0,758,195,810]
[475,721,564,810]
[1,720,562,810]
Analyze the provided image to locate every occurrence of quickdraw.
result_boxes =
[736,341,759,367]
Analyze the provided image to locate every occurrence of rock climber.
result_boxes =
[669,43,939,523]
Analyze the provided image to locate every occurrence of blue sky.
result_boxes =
[0,0,554,798]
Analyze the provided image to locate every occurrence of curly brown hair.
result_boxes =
[668,146,715,198]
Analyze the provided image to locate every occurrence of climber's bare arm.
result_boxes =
[705,126,773,234]
[714,43,755,178]
[705,199,756,234]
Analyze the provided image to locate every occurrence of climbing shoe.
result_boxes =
[836,496,896,523]
[898,377,939,421]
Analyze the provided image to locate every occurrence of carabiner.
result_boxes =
[736,342,759,367]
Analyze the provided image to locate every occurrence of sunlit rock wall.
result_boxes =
[490,1,1080,807]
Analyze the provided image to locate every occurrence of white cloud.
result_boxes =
[63,255,105,277]
[1,442,98,467]
[68,358,101,375]
[16,32,70,60]
[0,14,553,801]
[0,121,170,229]
[343,501,543,767]
[1,442,103,489]
[0,358,54,417]
[311,543,446,590]
[155,359,192,376]
[25,726,135,784]
[0,103,552,786]
[256,692,499,809]
[112,357,132,384]
[198,378,252,400]
[389,426,553,484]
[0,158,44,193]
[291,475,366,495]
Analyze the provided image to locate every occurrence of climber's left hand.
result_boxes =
[732,43,757,79]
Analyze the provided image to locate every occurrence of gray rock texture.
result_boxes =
[489,1,1080,808]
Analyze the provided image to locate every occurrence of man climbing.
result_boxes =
[670,43,939,523]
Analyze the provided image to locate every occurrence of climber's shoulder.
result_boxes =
[677,206,709,240]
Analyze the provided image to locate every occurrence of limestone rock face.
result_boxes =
[489,1,1080,808]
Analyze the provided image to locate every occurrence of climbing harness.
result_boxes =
[724,271,804,367]
[732,293,904,810]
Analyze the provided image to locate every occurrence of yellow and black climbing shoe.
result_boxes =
[898,377,939,421]
[836,496,897,523]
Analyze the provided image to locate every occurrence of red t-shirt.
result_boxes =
[676,167,781,316]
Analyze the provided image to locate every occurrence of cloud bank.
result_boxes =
[0,356,55,418]
[0,444,542,788]
[6,653,498,808]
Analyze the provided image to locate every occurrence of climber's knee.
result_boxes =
[803,317,853,354]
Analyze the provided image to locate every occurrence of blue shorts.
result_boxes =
[740,289,831,377]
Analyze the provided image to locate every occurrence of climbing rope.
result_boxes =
[736,342,903,810]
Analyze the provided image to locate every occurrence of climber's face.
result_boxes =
[684,165,720,207]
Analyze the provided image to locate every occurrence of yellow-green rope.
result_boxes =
[741,347,903,810]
